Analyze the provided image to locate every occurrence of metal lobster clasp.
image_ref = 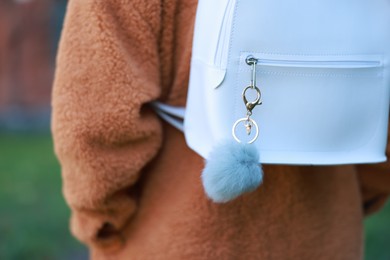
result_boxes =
[243,85,262,113]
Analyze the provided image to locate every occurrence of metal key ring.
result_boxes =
[232,117,259,144]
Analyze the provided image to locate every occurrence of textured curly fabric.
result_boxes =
[52,0,390,259]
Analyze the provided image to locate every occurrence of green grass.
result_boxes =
[0,134,87,260]
[364,200,390,260]
[0,133,389,259]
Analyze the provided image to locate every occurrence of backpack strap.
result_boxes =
[151,101,185,132]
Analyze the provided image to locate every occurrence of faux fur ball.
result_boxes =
[201,140,263,203]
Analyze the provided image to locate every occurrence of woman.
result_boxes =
[52,0,390,259]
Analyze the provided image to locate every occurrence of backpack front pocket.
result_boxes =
[230,52,388,164]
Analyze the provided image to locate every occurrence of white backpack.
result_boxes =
[154,0,390,165]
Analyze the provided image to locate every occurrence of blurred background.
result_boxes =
[0,0,88,259]
[0,0,389,260]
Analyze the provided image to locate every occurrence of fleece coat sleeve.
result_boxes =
[51,0,162,251]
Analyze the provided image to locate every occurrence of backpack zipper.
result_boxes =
[243,54,382,69]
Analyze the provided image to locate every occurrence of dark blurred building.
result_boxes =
[0,0,66,131]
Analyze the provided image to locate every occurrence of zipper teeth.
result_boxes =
[251,57,382,68]
[215,0,236,68]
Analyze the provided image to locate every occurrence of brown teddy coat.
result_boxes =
[52,0,390,259]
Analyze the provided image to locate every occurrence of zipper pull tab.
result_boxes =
[246,55,258,88]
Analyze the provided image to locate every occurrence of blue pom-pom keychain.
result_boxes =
[201,56,264,203]
[202,140,263,203]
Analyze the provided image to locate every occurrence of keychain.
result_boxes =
[233,56,262,144]
[202,55,264,203]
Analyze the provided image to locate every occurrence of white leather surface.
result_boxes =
[184,0,390,164]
